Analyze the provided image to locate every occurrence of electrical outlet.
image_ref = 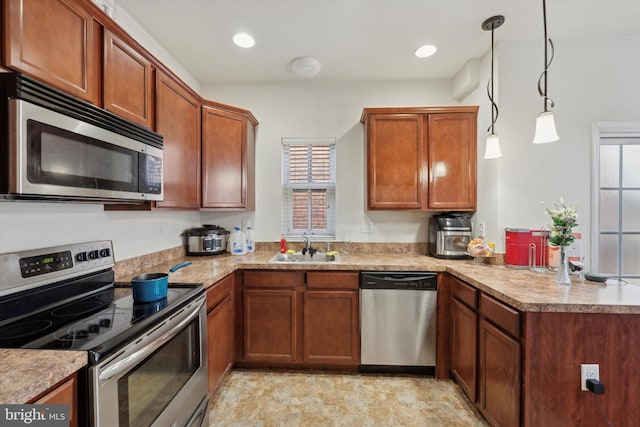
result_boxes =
[581,364,599,391]
[477,222,485,238]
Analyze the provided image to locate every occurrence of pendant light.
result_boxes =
[533,0,559,144]
[482,15,505,159]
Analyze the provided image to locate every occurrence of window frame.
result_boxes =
[281,137,336,240]
[591,121,640,283]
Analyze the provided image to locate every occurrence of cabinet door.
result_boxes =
[103,30,154,128]
[427,113,477,210]
[303,290,359,366]
[155,72,201,208]
[207,294,233,395]
[450,298,478,401]
[366,114,426,209]
[201,106,247,209]
[33,374,78,427]
[3,0,100,104]
[243,289,297,362]
[478,318,521,427]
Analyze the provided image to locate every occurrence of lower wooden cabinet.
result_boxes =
[478,318,521,427]
[450,275,521,427]
[303,272,359,365]
[32,373,78,427]
[241,270,359,368]
[450,297,478,401]
[244,287,297,362]
[206,273,235,396]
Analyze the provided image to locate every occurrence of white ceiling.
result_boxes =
[116,0,640,84]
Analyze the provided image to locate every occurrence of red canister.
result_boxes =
[504,228,549,269]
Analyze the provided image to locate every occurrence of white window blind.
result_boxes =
[282,138,336,239]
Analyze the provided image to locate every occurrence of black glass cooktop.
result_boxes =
[0,277,202,363]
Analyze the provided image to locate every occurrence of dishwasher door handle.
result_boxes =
[377,275,435,282]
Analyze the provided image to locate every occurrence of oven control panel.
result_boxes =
[20,250,73,278]
[0,240,115,297]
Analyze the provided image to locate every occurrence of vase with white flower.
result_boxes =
[546,198,578,284]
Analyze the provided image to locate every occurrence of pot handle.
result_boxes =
[169,261,192,273]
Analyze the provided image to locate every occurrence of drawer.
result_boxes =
[451,276,477,309]
[479,293,520,339]
[306,271,359,290]
[206,273,233,312]
[243,270,303,288]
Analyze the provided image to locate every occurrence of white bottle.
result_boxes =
[245,223,255,253]
[230,226,247,255]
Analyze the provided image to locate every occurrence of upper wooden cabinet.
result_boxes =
[361,107,478,211]
[427,113,477,210]
[201,103,257,210]
[103,30,154,128]
[155,72,201,209]
[3,0,101,104]
[364,113,426,209]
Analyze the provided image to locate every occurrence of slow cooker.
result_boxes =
[183,225,230,255]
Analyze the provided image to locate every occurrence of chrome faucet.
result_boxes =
[301,234,316,256]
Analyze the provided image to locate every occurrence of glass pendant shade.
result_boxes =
[533,111,559,144]
[484,133,502,159]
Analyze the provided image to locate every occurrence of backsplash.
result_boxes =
[257,241,428,254]
[114,245,186,278]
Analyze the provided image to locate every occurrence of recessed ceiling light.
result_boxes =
[415,45,437,58]
[233,33,255,48]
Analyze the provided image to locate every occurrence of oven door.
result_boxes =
[89,295,208,427]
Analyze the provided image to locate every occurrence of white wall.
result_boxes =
[200,79,466,243]
[458,50,499,246]
[0,202,200,261]
[497,37,640,267]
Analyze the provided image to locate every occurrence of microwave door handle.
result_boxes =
[98,299,203,381]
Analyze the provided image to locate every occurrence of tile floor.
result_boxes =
[208,370,489,426]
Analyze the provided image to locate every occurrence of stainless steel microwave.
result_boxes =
[0,73,163,202]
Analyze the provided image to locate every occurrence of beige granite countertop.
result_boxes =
[116,250,640,314]
[0,349,87,404]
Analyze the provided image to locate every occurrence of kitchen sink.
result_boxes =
[268,252,340,264]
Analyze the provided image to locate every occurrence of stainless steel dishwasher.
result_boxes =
[360,271,437,373]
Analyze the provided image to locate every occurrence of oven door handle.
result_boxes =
[98,297,204,381]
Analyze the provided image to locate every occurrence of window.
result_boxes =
[282,138,336,239]
[592,122,640,285]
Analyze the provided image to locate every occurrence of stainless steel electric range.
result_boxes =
[0,241,209,427]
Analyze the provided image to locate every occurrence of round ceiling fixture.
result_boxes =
[233,33,255,48]
[290,56,321,78]
[414,44,437,58]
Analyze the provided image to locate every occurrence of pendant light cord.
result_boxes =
[482,16,504,135]
[537,0,555,112]
[487,26,498,134]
